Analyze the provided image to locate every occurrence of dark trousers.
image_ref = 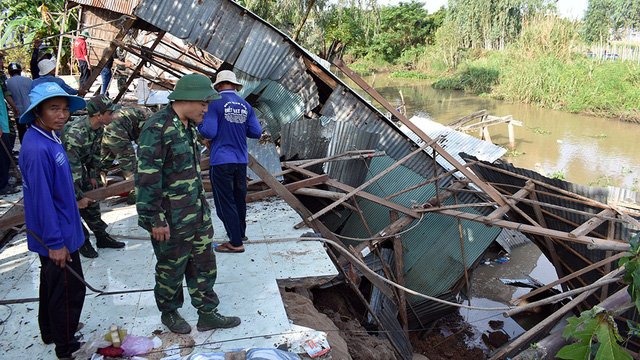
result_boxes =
[78,60,90,89]
[0,133,11,190]
[100,67,112,96]
[210,163,247,247]
[38,251,85,358]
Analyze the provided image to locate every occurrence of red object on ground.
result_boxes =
[98,346,124,357]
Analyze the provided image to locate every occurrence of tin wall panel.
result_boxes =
[73,0,140,15]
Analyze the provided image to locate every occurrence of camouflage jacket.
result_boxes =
[101,106,154,178]
[114,47,127,73]
[62,116,103,200]
[135,103,209,231]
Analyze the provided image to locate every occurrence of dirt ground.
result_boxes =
[283,286,491,360]
[410,312,488,360]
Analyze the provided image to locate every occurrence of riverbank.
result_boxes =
[349,50,640,123]
[348,51,640,123]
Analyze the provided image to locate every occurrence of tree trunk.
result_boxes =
[292,0,316,42]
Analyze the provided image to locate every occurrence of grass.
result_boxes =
[389,70,432,79]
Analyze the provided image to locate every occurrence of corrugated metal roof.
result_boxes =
[324,121,380,188]
[72,0,140,15]
[495,228,532,253]
[337,156,501,300]
[235,21,292,79]
[247,139,283,181]
[399,116,507,176]
[280,118,332,163]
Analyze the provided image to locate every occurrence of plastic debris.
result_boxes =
[72,334,111,359]
[122,335,155,356]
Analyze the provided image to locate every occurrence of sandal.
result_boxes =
[214,243,245,253]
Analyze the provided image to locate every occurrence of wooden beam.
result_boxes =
[307,141,433,222]
[114,40,217,78]
[333,58,508,207]
[349,182,466,258]
[390,211,409,334]
[246,174,328,202]
[303,57,338,88]
[286,164,420,218]
[0,179,135,231]
[485,181,534,221]
[446,110,487,129]
[530,191,566,286]
[569,209,616,238]
[249,150,382,187]
[435,209,629,251]
[114,31,165,103]
[293,188,357,211]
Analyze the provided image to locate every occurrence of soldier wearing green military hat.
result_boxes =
[62,95,125,258]
[136,73,240,334]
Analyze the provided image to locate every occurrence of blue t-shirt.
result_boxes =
[0,89,8,134]
[6,75,33,114]
[198,89,262,165]
[19,126,84,256]
[31,75,78,95]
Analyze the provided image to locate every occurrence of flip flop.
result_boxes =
[214,243,245,253]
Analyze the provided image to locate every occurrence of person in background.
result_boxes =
[198,70,262,253]
[6,62,32,143]
[62,95,125,259]
[0,52,21,195]
[30,39,53,80]
[136,73,240,334]
[100,106,153,204]
[114,46,133,95]
[32,58,78,95]
[18,83,87,360]
[73,30,91,90]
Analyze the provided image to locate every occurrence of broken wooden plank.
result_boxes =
[435,209,629,251]
[307,141,433,222]
[114,31,166,103]
[333,58,508,207]
[0,179,135,231]
[246,174,328,202]
[286,164,420,218]
[446,110,487,129]
[569,209,616,238]
[485,181,534,221]
[390,211,409,334]
[249,150,383,187]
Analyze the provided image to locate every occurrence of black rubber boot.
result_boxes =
[78,240,98,258]
[95,234,125,249]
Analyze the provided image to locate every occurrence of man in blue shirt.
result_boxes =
[32,58,78,95]
[19,83,87,360]
[198,70,262,253]
[6,62,32,143]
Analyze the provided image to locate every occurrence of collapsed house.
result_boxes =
[1,0,639,359]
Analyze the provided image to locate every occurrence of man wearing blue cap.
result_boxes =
[19,83,87,360]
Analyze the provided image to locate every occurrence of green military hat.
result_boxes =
[87,95,119,116]
[168,73,220,102]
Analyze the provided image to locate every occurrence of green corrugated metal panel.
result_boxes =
[337,156,500,303]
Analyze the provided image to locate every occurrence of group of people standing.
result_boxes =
[9,53,261,358]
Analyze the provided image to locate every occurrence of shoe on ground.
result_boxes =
[197,311,241,331]
[0,186,19,195]
[96,234,125,249]
[78,241,98,258]
[161,310,191,334]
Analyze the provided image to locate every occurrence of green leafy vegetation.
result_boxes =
[530,126,552,135]
[547,169,565,180]
[557,233,640,360]
[589,175,615,187]
[505,149,524,157]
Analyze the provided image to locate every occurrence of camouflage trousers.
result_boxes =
[79,181,108,240]
[117,73,128,94]
[150,221,219,314]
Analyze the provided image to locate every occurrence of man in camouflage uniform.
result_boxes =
[62,95,125,259]
[101,106,153,203]
[114,47,131,94]
[136,73,241,334]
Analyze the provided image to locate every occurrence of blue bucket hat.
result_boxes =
[20,83,86,124]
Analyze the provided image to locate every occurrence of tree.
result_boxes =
[447,0,557,50]
[583,0,640,43]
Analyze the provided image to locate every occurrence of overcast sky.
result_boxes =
[377,0,589,19]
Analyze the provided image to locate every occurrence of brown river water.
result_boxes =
[339,73,640,189]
